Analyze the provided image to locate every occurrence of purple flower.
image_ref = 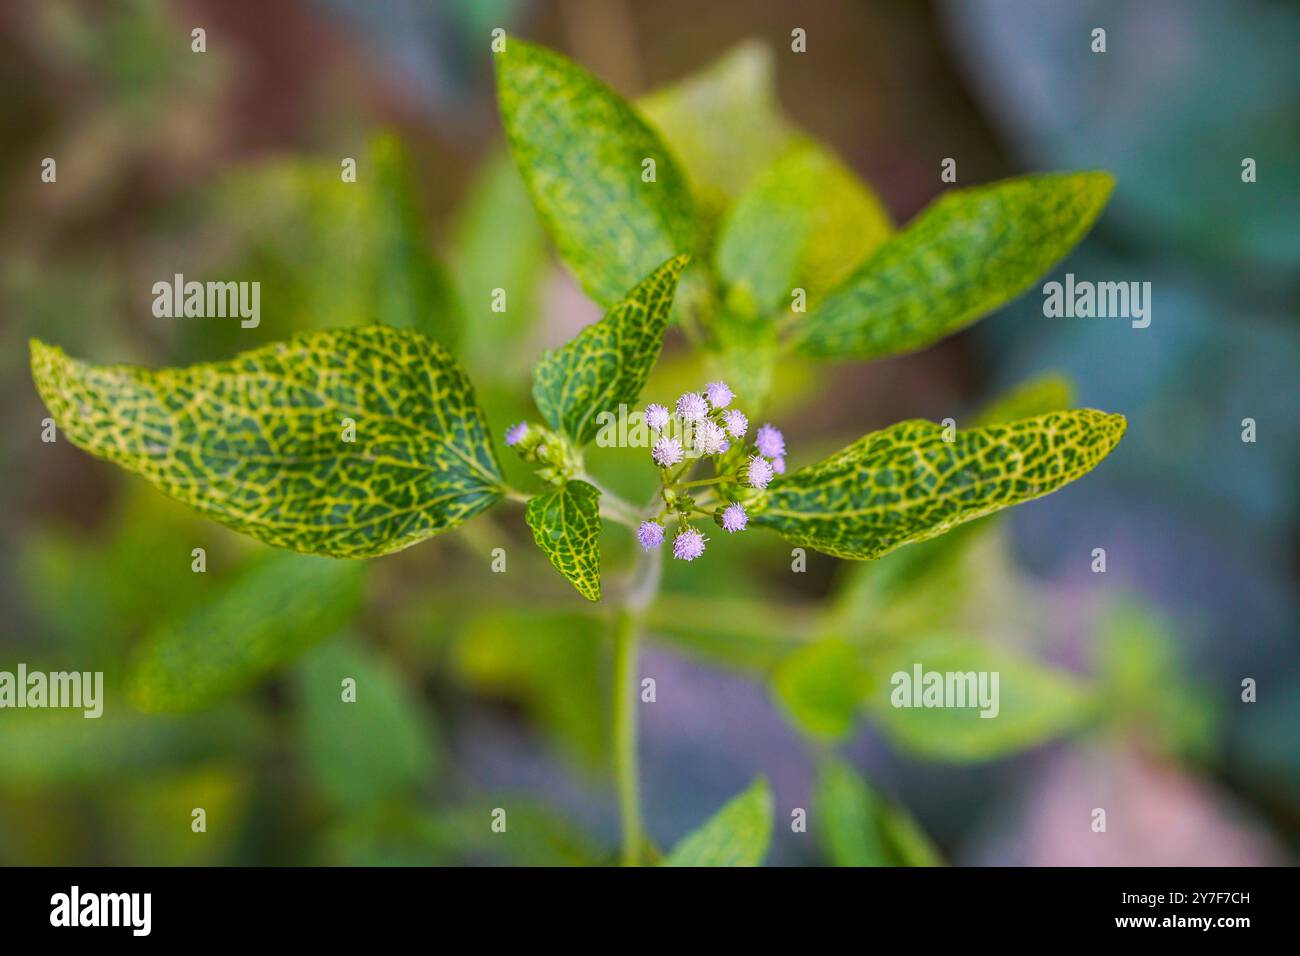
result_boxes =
[704,381,734,409]
[673,527,707,561]
[637,520,665,551]
[504,422,529,447]
[644,403,670,431]
[771,456,786,475]
[652,436,684,468]
[722,409,748,439]
[693,420,727,456]
[755,424,786,459]
[719,439,731,453]
[676,391,709,422]
[745,455,775,489]
[721,502,747,533]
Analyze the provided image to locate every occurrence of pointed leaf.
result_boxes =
[749,409,1126,559]
[716,139,892,315]
[864,636,1094,761]
[771,639,871,741]
[127,551,366,713]
[525,479,602,602]
[497,40,694,306]
[663,778,773,867]
[532,255,687,445]
[796,172,1114,359]
[30,326,504,557]
[814,757,943,867]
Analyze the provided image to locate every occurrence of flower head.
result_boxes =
[676,391,709,423]
[745,454,775,489]
[652,436,684,468]
[719,439,730,454]
[504,422,529,447]
[755,424,786,459]
[637,520,665,551]
[771,457,786,475]
[672,527,708,561]
[704,381,734,409]
[644,403,670,431]
[693,420,727,456]
[722,408,749,439]
[720,502,748,533]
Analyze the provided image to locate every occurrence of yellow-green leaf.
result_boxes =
[771,639,871,741]
[128,551,367,713]
[814,757,944,866]
[663,777,773,867]
[864,636,1095,761]
[716,139,892,316]
[497,40,694,307]
[30,326,503,558]
[532,255,688,445]
[525,479,602,602]
[974,372,1076,426]
[796,172,1114,359]
[749,409,1126,560]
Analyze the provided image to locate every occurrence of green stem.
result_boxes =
[612,607,642,866]
[677,475,730,489]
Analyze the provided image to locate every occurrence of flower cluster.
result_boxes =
[504,380,788,565]
[636,381,788,562]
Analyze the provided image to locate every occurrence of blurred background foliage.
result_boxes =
[0,0,1295,866]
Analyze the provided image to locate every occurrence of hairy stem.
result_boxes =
[612,542,661,866]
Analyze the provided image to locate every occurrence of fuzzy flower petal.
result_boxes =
[721,502,748,533]
[644,403,670,431]
[652,436,684,468]
[722,408,749,439]
[637,520,665,551]
[504,422,529,447]
[704,381,734,409]
[693,420,727,456]
[672,528,708,561]
[676,391,709,422]
[771,456,786,475]
[745,455,775,489]
[755,424,786,459]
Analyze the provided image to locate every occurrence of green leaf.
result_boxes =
[796,172,1114,359]
[298,636,437,811]
[864,636,1094,761]
[771,639,871,740]
[814,758,943,867]
[749,409,1126,560]
[974,373,1076,426]
[638,40,793,221]
[525,479,603,601]
[716,139,892,316]
[497,40,695,306]
[128,551,367,713]
[30,325,504,557]
[532,255,688,445]
[452,150,549,376]
[663,778,773,867]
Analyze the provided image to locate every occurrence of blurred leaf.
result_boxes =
[525,480,603,602]
[865,636,1094,761]
[496,40,694,306]
[814,758,943,866]
[0,707,256,788]
[452,150,548,376]
[639,40,793,223]
[716,140,891,316]
[532,255,688,445]
[974,373,1076,426]
[771,639,871,740]
[663,778,773,866]
[796,172,1114,359]
[114,766,248,865]
[648,593,815,673]
[128,552,366,713]
[454,610,608,769]
[1094,598,1216,759]
[31,327,504,557]
[297,637,437,812]
[750,410,1127,560]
